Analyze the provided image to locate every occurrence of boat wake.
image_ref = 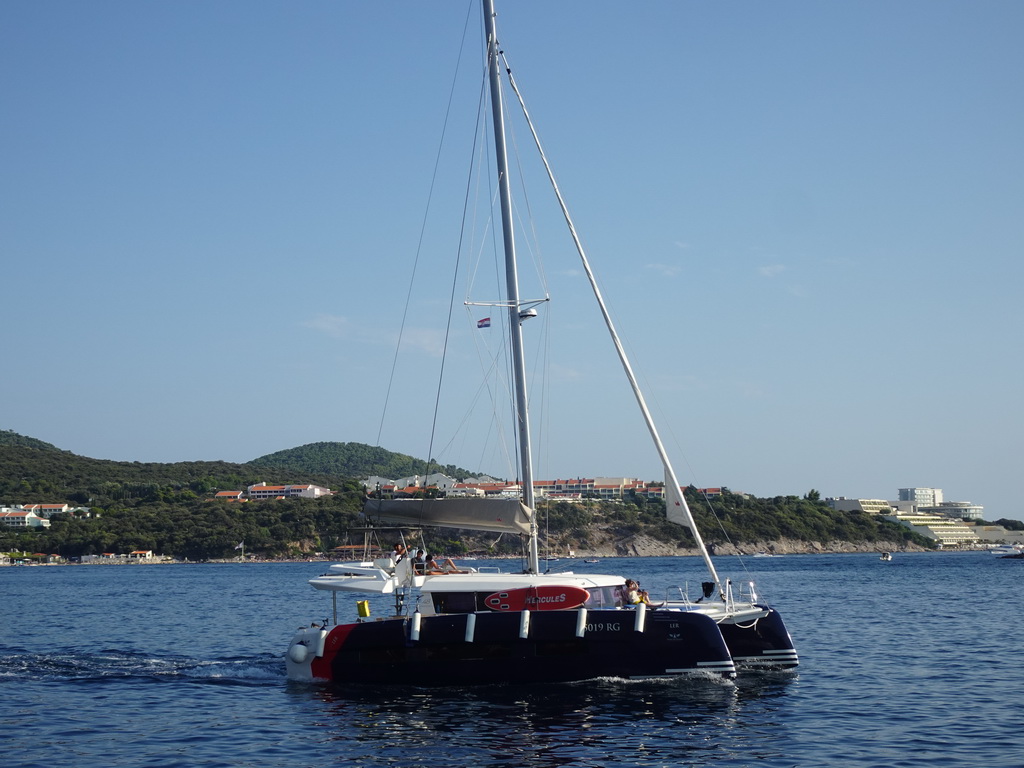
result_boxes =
[0,648,284,686]
[580,671,738,688]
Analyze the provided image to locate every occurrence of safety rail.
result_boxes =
[660,579,759,611]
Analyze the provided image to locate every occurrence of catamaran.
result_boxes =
[285,0,798,686]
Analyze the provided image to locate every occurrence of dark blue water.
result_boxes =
[2,553,1021,767]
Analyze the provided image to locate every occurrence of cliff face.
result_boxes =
[552,533,925,558]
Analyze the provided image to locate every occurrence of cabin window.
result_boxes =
[584,585,626,609]
[431,592,477,614]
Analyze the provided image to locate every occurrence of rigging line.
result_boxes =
[462,138,496,309]
[465,304,517,479]
[422,50,493,488]
[464,193,519,482]
[501,83,551,299]
[617,305,760,585]
[479,75,524,492]
[459,56,520,484]
[435,310,516,480]
[500,51,722,588]
[464,80,522,485]
[374,2,477,450]
[536,293,553,485]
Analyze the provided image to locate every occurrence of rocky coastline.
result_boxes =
[548,535,927,559]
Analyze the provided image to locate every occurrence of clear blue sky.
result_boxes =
[3,1,1021,520]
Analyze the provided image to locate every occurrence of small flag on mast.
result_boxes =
[234,542,244,550]
[477,317,491,328]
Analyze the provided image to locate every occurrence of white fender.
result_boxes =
[634,602,647,633]
[575,608,588,638]
[284,627,328,682]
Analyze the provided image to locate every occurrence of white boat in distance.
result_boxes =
[988,545,1024,557]
[285,0,798,686]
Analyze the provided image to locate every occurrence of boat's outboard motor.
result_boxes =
[695,581,716,602]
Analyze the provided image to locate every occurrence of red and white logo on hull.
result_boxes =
[483,585,589,611]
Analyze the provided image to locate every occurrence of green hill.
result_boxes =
[0,429,64,452]
[249,441,481,482]
[0,444,261,507]
[0,432,477,507]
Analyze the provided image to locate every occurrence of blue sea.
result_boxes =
[2,552,1022,767]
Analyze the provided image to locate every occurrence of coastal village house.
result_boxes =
[1,504,93,524]
[210,484,333,501]
[246,483,332,500]
[364,475,723,503]
[0,508,51,528]
[22,503,70,517]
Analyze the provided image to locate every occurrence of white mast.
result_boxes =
[483,0,539,574]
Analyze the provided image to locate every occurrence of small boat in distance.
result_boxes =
[988,545,1024,557]
[879,552,892,561]
[284,0,798,687]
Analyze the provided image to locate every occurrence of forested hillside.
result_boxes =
[0,432,494,560]
[0,436,461,510]
[1,430,937,560]
[539,489,933,555]
[0,429,63,452]
[0,444,268,507]
[249,441,479,482]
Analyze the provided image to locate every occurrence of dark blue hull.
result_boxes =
[718,608,799,669]
[322,608,735,686]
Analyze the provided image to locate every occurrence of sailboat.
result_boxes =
[285,0,798,685]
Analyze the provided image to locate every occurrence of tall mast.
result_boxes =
[483,0,539,574]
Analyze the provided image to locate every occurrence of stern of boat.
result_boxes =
[719,607,799,670]
[285,625,329,681]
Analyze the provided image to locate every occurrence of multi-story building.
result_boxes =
[363,475,730,505]
[20,503,70,518]
[246,482,332,500]
[898,488,943,506]
[921,501,984,520]
[826,498,894,515]
[883,511,979,548]
[0,508,51,528]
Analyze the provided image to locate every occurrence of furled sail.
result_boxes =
[362,497,533,535]
[664,475,697,533]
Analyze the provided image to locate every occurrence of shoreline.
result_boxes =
[7,543,957,567]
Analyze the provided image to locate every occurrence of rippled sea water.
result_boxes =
[2,552,1022,767]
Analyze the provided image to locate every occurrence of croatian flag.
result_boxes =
[477,317,491,328]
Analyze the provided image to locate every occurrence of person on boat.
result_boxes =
[424,553,465,574]
[389,543,407,565]
[625,579,651,606]
[412,549,427,574]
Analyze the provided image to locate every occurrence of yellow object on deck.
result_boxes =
[356,600,371,618]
